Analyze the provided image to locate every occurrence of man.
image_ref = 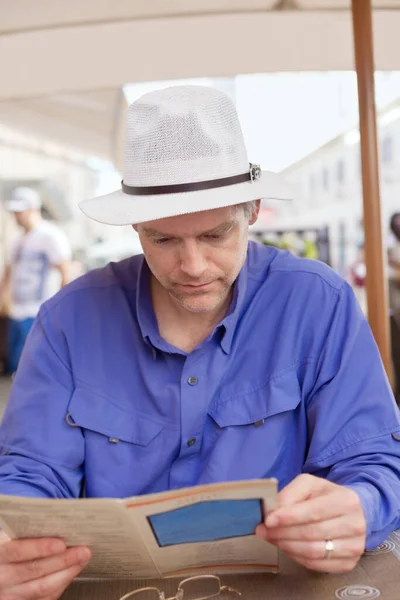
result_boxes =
[0,187,71,373]
[388,213,400,314]
[388,212,400,401]
[0,86,399,599]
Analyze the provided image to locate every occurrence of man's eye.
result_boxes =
[204,234,222,241]
[154,238,172,245]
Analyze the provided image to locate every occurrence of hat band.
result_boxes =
[121,163,261,196]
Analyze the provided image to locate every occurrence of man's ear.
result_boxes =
[249,200,261,226]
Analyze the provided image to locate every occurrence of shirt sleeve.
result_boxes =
[6,237,22,266]
[43,228,72,265]
[303,281,400,549]
[0,306,84,498]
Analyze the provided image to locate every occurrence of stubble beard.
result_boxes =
[168,280,231,314]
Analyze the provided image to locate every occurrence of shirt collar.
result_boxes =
[136,257,160,348]
[135,255,248,355]
[218,259,248,355]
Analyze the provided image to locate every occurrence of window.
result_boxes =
[336,159,345,184]
[309,174,315,195]
[337,222,347,276]
[382,136,393,164]
[322,168,329,191]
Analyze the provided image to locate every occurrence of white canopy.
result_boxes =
[0,0,396,370]
[1,0,400,163]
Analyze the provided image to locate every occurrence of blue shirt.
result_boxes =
[0,242,399,550]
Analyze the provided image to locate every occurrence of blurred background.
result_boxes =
[1,0,400,385]
[2,71,400,275]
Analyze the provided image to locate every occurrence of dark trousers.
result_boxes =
[390,313,400,405]
[7,317,35,374]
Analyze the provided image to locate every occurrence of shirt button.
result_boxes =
[187,376,198,386]
[187,438,197,447]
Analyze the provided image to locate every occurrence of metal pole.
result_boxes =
[351,0,392,378]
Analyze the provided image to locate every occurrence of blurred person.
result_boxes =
[0,187,71,374]
[388,213,400,402]
[388,213,400,315]
[0,87,398,599]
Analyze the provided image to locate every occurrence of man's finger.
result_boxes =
[272,538,365,561]
[0,546,91,588]
[0,531,10,545]
[0,539,66,565]
[265,490,359,528]
[258,523,363,573]
[3,554,90,599]
[258,515,366,542]
[276,474,331,509]
[283,552,360,574]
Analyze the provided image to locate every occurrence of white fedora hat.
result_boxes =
[79,85,293,226]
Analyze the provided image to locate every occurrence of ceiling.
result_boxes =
[1,0,400,167]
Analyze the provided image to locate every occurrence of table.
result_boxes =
[62,533,400,600]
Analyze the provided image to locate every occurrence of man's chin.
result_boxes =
[178,298,218,314]
[170,291,220,314]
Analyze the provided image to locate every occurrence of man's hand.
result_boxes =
[0,533,91,599]
[0,265,11,314]
[256,474,367,573]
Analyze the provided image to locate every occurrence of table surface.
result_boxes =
[62,533,400,600]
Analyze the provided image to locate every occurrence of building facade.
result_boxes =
[253,101,400,277]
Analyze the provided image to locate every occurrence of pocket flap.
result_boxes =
[68,388,164,446]
[209,372,301,428]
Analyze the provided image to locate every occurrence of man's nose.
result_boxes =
[179,240,208,278]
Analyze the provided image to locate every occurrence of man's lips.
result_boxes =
[174,281,215,290]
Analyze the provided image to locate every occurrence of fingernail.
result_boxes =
[266,514,279,528]
[51,540,66,553]
[77,548,91,564]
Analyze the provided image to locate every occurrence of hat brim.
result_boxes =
[79,170,293,226]
[7,201,28,213]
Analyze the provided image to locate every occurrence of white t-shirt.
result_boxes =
[8,220,71,320]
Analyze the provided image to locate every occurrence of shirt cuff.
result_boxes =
[344,482,378,546]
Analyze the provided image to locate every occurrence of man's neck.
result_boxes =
[151,276,232,353]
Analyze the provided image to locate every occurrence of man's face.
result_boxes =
[135,203,259,314]
[393,215,400,239]
[12,209,31,229]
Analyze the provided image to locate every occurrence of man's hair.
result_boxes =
[239,200,259,219]
[390,212,400,235]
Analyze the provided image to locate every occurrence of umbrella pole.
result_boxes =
[351,0,392,379]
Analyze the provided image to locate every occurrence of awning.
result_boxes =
[0,0,395,373]
[1,1,400,165]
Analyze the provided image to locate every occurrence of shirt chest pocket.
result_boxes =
[66,388,168,496]
[67,388,164,446]
[205,372,305,481]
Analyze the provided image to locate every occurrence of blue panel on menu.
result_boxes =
[148,498,262,547]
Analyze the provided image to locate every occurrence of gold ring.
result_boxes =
[324,539,334,560]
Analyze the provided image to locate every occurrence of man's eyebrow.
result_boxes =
[143,227,166,238]
[143,220,236,239]
[201,221,236,236]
